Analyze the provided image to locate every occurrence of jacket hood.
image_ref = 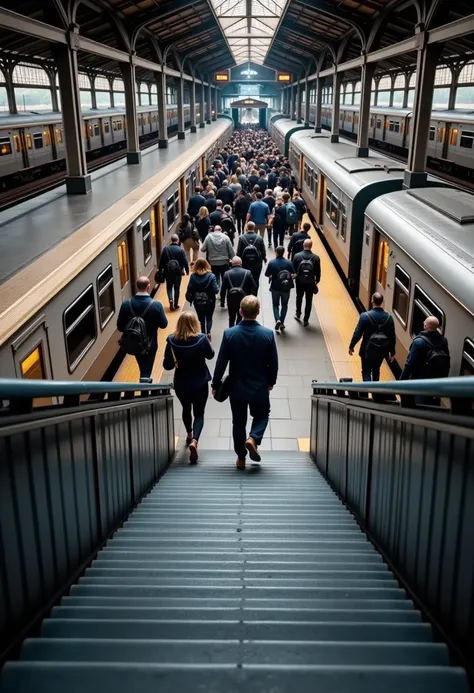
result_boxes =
[168,334,207,353]
[192,273,213,286]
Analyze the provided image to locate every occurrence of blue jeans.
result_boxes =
[230,389,271,460]
[166,275,182,305]
[196,306,215,335]
[272,289,290,324]
[361,355,382,382]
[136,343,157,380]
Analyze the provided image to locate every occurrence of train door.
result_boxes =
[12,318,53,405]
[200,155,206,179]
[371,229,390,296]
[318,174,326,226]
[151,200,163,259]
[179,176,186,217]
[299,154,304,189]
[117,227,135,302]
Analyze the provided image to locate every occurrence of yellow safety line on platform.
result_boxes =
[306,216,392,383]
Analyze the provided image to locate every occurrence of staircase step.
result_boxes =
[88,565,393,577]
[80,575,399,588]
[92,559,391,572]
[106,539,372,550]
[98,549,385,563]
[1,663,468,693]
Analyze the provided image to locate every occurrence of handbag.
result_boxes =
[313,284,319,295]
[213,375,230,403]
[155,268,165,284]
[170,345,178,370]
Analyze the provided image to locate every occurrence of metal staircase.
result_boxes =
[1,450,468,692]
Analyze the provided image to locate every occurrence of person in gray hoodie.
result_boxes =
[201,224,235,288]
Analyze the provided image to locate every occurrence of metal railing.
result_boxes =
[0,379,174,664]
[310,376,474,672]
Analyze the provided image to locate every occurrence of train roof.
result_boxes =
[290,130,405,199]
[0,104,170,128]
[272,118,311,136]
[336,103,474,123]
[365,187,474,317]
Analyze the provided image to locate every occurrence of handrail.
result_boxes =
[0,378,172,398]
[312,376,474,398]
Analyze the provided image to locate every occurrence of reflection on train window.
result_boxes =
[325,189,339,227]
[97,265,115,329]
[151,205,156,240]
[411,285,445,338]
[370,116,375,128]
[460,339,474,376]
[33,133,43,149]
[460,130,474,149]
[339,201,347,241]
[13,135,22,152]
[438,127,445,142]
[20,344,46,380]
[0,136,12,156]
[375,235,389,289]
[94,123,100,137]
[64,285,97,372]
[167,193,176,227]
[118,239,129,289]
[388,121,400,133]
[429,127,436,141]
[55,128,63,144]
[174,190,180,219]
[26,133,32,149]
[393,265,411,326]
[113,119,123,132]
[142,221,152,265]
[450,128,458,146]
[104,121,110,134]
[43,130,51,146]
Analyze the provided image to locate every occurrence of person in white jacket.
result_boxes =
[201,225,235,289]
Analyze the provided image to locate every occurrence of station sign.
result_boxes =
[277,73,291,83]
[215,71,229,82]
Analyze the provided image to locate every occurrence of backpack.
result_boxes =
[164,248,181,277]
[241,235,261,270]
[277,269,293,292]
[192,276,212,312]
[220,215,235,241]
[285,201,298,225]
[420,335,451,378]
[227,272,247,308]
[118,299,153,356]
[179,224,192,243]
[365,313,391,361]
[291,236,307,257]
[296,258,315,285]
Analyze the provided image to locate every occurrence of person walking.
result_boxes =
[272,198,287,248]
[209,200,225,227]
[349,292,396,382]
[220,205,237,245]
[196,206,211,243]
[282,192,298,236]
[293,239,320,326]
[158,234,189,311]
[220,257,257,327]
[265,245,295,332]
[288,221,311,260]
[163,312,214,463]
[201,224,235,288]
[234,190,251,235]
[177,214,200,266]
[237,221,267,293]
[216,180,235,207]
[246,192,271,238]
[212,295,278,470]
[263,189,276,248]
[186,258,219,340]
[205,190,217,214]
[117,276,168,382]
[292,191,307,230]
[229,175,242,195]
[187,187,206,220]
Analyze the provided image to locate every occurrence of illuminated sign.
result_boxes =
[244,100,256,104]
[241,68,258,77]
[215,72,229,82]
[277,73,291,82]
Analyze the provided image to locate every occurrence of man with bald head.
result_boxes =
[400,316,450,382]
[349,292,396,382]
[293,238,321,327]
[220,256,257,327]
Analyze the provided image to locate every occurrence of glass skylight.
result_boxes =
[210,0,286,65]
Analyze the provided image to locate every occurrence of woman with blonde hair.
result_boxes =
[163,311,214,463]
[196,205,211,242]
[185,258,219,339]
[229,174,242,195]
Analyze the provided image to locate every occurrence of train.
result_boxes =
[0,117,233,386]
[274,119,474,378]
[0,104,202,197]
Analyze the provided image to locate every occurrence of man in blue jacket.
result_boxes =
[212,295,278,469]
[349,293,396,382]
[158,234,189,311]
[117,276,168,382]
[400,316,450,381]
[265,246,295,332]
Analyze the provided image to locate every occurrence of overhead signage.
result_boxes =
[215,71,229,82]
[277,73,291,82]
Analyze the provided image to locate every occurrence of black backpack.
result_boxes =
[227,272,247,308]
[291,237,306,257]
[420,335,451,378]
[191,276,212,312]
[119,300,153,356]
[365,314,391,361]
[296,258,315,285]
[220,215,235,241]
[277,269,293,292]
[241,236,261,269]
[165,248,181,277]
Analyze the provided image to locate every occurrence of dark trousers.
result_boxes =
[136,343,157,380]
[228,305,242,328]
[267,225,273,246]
[249,267,262,294]
[176,384,209,441]
[166,275,181,305]
[196,306,215,335]
[230,389,271,460]
[236,216,246,235]
[273,227,285,247]
[211,264,228,288]
[296,282,314,321]
[361,355,382,382]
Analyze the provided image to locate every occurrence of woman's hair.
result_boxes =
[235,167,242,176]
[180,213,190,226]
[231,175,238,183]
[174,311,201,341]
[198,206,209,219]
[193,258,211,275]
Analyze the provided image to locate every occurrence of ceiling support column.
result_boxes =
[304,76,311,126]
[330,71,342,143]
[296,80,303,123]
[190,76,197,132]
[314,77,323,133]
[356,61,375,157]
[206,79,212,124]
[156,69,168,149]
[200,81,206,128]
[121,58,141,163]
[177,73,185,139]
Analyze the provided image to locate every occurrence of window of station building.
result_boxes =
[33,133,43,149]
[375,234,389,289]
[429,126,436,141]
[97,264,115,329]
[411,285,445,338]
[0,136,12,156]
[20,344,46,380]
[392,265,411,326]
[460,339,474,376]
[325,189,339,227]
[460,130,474,149]
[118,239,129,288]
[142,220,152,265]
[63,285,97,372]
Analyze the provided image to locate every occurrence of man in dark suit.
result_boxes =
[212,296,278,469]
[187,187,206,219]
[158,234,189,311]
[349,292,396,382]
[220,257,257,327]
[216,180,235,207]
[117,276,168,382]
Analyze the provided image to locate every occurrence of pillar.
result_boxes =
[55,39,91,194]
[448,66,458,110]
[121,60,141,164]
[47,70,60,112]
[4,65,17,115]
[200,80,206,128]
[190,77,197,132]
[404,40,443,188]
[296,80,303,123]
[177,74,185,139]
[356,61,376,157]
[156,69,168,148]
[291,82,297,119]
[109,77,115,108]
[389,75,395,107]
[403,72,411,108]
[330,71,342,143]
[206,79,212,123]
[314,77,322,133]
[304,77,310,126]
[89,73,97,110]
[212,86,217,120]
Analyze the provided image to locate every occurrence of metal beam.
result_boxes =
[427,13,474,45]
[0,6,67,44]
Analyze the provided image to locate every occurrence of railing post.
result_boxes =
[364,413,375,529]
[90,416,103,541]
[126,408,136,505]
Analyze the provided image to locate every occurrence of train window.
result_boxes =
[375,235,389,289]
[185,175,191,201]
[43,130,51,146]
[63,285,97,372]
[55,128,63,143]
[0,136,12,156]
[118,240,129,288]
[33,133,43,149]
[104,121,110,134]
[87,123,93,136]
[460,339,474,376]
[97,265,115,329]
[94,123,100,137]
[26,133,32,149]
[113,120,123,132]
[13,135,22,152]
[20,344,46,381]
[142,221,152,265]
[325,189,339,227]
[393,265,411,326]
[450,128,458,146]
[411,285,445,338]
[338,201,347,241]
[376,119,382,129]
[460,130,474,149]
[167,193,176,227]
[438,127,445,142]
[429,127,436,141]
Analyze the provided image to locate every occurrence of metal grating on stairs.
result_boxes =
[0,451,468,693]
